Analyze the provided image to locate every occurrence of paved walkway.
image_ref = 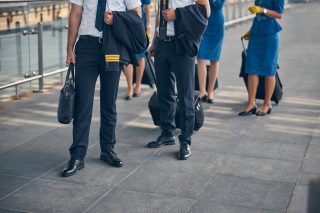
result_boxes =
[0,2,320,213]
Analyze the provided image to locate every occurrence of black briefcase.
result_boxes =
[148,92,204,131]
[57,64,76,124]
[133,52,156,88]
[194,64,219,92]
[239,39,283,104]
[175,96,204,131]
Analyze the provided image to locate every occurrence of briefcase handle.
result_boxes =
[65,63,75,85]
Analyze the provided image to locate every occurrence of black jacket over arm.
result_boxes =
[174,4,208,57]
[103,11,147,72]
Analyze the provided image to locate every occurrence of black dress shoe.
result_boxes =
[147,134,175,148]
[238,105,257,116]
[100,150,123,167]
[61,159,84,177]
[256,107,272,116]
[178,142,191,160]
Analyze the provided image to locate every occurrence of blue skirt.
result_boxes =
[245,33,279,76]
[197,23,224,61]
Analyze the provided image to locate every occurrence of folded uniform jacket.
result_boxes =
[103,11,147,72]
[174,4,208,57]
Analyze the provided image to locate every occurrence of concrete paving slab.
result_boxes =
[219,155,301,183]
[287,184,308,213]
[238,123,313,146]
[302,161,320,175]
[297,161,320,185]
[231,138,307,162]
[118,149,222,199]
[189,204,274,213]
[297,172,320,186]
[0,208,29,213]
[0,175,32,200]
[0,179,111,213]
[191,134,239,155]
[190,174,294,212]
[304,144,320,164]
[0,127,70,177]
[0,123,57,155]
[87,189,195,213]
[309,118,320,147]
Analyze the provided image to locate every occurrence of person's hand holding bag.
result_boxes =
[242,31,250,40]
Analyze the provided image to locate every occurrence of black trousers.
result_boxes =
[154,38,195,144]
[69,38,121,160]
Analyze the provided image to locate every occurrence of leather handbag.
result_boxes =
[57,63,76,124]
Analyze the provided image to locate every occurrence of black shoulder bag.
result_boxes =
[57,63,76,124]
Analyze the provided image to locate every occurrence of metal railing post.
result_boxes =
[232,1,237,20]
[37,22,44,92]
[15,85,19,100]
[239,0,243,18]
[58,17,63,68]
[0,25,1,72]
[16,21,23,76]
[225,1,230,22]
[6,15,11,32]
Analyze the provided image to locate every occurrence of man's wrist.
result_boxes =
[67,46,74,52]
[146,25,152,29]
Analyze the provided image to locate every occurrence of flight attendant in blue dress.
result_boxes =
[123,0,151,100]
[239,0,284,116]
[197,0,225,104]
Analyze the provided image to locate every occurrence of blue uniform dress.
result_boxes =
[136,0,151,58]
[245,0,284,76]
[197,0,225,61]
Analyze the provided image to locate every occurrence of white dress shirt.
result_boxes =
[167,0,195,36]
[70,0,141,37]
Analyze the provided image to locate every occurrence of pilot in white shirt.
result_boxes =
[147,0,210,160]
[61,0,141,177]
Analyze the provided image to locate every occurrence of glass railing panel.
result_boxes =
[0,1,34,97]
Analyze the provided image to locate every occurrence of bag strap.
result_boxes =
[65,63,75,84]
[241,38,247,56]
[146,53,157,85]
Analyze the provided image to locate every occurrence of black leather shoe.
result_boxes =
[238,105,257,116]
[256,107,272,116]
[178,142,191,160]
[100,150,123,167]
[61,159,84,177]
[147,134,175,148]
